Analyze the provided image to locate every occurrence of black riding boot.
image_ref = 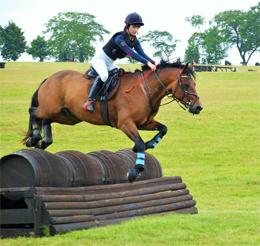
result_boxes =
[82,76,103,113]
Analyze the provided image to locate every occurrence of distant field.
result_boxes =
[0,62,259,246]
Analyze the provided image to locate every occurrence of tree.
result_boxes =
[184,40,200,64]
[203,26,228,64]
[214,3,260,65]
[185,15,207,63]
[185,15,230,64]
[27,35,49,62]
[0,25,4,46]
[139,30,180,61]
[0,21,26,61]
[185,15,205,32]
[43,11,110,62]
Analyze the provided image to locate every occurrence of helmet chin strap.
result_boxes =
[126,29,136,39]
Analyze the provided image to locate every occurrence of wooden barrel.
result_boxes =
[87,151,118,184]
[54,150,106,186]
[87,151,135,184]
[106,153,133,181]
[115,149,136,167]
[115,148,162,180]
[142,151,162,179]
[0,149,74,188]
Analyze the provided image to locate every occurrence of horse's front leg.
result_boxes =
[134,120,168,151]
[119,121,146,183]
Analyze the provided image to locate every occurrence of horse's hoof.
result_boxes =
[26,137,39,147]
[35,140,42,149]
[127,169,141,183]
[132,145,138,153]
[35,141,50,150]
[25,137,33,147]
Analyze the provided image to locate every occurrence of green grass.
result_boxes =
[0,62,260,245]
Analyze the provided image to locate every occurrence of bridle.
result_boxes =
[138,69,200,127]
[153,71,200,111]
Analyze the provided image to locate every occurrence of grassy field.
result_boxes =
[0,62,259,245]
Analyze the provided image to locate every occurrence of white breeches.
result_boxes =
[92,50,119,82]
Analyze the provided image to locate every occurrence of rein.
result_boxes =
[135,69,200,128]
[146,70,200,112]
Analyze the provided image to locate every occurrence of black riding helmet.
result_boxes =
[125,12,144,27]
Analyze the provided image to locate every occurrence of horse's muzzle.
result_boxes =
[189,103,203,114]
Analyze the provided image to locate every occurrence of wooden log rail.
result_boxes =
[39,177,197,235]
[42,183,187,204]
[29,176,183,196]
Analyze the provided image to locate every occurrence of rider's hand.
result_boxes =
[147,61,157,71]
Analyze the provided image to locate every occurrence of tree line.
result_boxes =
[0,2,259,65]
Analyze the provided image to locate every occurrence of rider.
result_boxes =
[82,12,157,113]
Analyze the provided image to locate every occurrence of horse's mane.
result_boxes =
[133,59,196,79]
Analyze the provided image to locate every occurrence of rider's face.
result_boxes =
[128,25,141,36]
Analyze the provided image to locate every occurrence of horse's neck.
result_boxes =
[147,70,177,106]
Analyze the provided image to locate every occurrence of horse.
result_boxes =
[22,60,203,182]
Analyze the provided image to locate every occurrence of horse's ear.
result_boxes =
[190,63,194,70]
[181,63,189,74]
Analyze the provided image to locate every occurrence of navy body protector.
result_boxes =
[103,31,137,60]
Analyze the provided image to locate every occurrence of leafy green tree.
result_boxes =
[214,3,260,65]
[0,25,4,46]
[203,26,228,64]
[184,40,200,64]
[139,30,180,61]
[185,15,207,63]
[27,35,49,62]
[185,14,229,64]
[43,11,109,62]
[185,15,205,32]
[0,21,26,61]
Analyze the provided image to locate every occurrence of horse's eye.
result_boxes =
[184,83,189,89]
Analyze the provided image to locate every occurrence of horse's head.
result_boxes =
[172,63,203,114]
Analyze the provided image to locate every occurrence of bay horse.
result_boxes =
[22,60,203,182]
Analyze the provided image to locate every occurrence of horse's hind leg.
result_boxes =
[35,119,53,150]
[25,107,43,147]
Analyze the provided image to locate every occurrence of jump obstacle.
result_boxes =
[193,64,237,72]
[0,148,197,237]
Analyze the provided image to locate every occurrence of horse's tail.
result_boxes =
[22,79,47,145]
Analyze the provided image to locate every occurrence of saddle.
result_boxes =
[84,66,125,101]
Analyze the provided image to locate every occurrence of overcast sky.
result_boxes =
[0,0,259,65]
